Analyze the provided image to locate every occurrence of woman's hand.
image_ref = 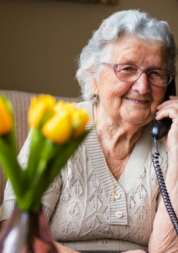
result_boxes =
[54,242,79,253]
[35,239,80,253]
[156,95,178,154]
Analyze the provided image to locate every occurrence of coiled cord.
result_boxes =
[152,137,178,235]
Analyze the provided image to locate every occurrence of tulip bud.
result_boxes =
[72,109,90,138]
[0,97,13,135]
[54,102,76,114]
[42,110,72,144]
[54,101,70,111]
[28,95,56,128]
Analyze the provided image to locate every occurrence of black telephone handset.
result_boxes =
[151,117,172,140]
[151,79,176,140]
[150,79,178,234]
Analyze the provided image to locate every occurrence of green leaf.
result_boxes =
[37,111,53,130]
[0,136,25,201]
[36,140,62,175]
[25,128,46,185]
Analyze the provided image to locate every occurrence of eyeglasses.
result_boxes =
[102,63,174,87]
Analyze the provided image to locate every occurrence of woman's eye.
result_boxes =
[149,71,163,79]
[151,71,160,76]
[119,66,137,72]
[122,67,131,71]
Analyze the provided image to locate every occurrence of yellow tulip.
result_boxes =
[0,98,13,135]
[42,101,90,143]
[42,110,72,144]
[72,109,90,138]
[54,101,76,114]
[28,95,56,128]
[54,101,70,111]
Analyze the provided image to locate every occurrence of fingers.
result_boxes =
[156,96,178,121]
[156,108,178,122]
[157,96,178,109]
[169,95,178,100]
[157,102,178,111]
[156,107,178,121]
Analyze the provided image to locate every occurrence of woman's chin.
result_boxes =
[121,113,153,127]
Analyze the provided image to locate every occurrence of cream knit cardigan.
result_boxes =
[0,101,168,252]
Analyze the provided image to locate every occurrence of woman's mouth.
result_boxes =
[125,97,149,105]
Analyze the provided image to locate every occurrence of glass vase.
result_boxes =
[0,206,58,253]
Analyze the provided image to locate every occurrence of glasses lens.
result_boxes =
[116,65,140,82]
[115,65,171,86]
[148,70,171,86]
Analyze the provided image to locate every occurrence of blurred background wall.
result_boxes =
[0,0,178,98]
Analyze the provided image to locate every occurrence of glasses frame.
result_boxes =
[102,62,174,87]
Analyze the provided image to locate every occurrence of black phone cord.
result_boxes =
[152,137,178,235]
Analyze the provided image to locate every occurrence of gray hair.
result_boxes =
[76,9,177,101]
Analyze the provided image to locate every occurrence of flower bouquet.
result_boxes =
[0,94,90,253]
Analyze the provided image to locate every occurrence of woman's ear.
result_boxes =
[88,69,99,96]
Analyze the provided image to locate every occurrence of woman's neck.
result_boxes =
[93,102,144,180]
[93,102,143,160]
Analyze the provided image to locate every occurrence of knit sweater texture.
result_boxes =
[0,101,168,252]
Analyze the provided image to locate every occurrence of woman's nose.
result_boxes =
[132,73,151,94]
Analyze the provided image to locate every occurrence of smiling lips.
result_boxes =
[125,97,149,104]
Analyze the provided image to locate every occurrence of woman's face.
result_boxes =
[92,35,168,126]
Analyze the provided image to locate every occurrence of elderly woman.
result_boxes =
[1,9,178,253]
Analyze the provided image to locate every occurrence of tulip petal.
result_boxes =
[0,98,13,135]
[42,111,72,144]
[28,95,56,128]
